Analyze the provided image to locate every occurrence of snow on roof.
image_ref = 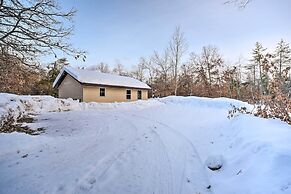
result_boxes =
[53,66,151,89]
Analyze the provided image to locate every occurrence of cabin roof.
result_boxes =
[53,66,151,90]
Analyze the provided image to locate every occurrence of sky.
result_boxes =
[49,0,291,68]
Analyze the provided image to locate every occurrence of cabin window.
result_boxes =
[137,90,142,100]
[100,88,105,96]
[126,89,131,99]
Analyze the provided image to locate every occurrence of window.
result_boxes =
[137,90,142,100]
[126,89,131,99]
[100,88,105,96]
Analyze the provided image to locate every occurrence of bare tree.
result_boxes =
[233,57,245,99]
[131,60,145,82]
[87,62,110,73]
[0,0,85,65]
[153,50,172,78]
[201,46,224,88]
[152,50,172,96]
[112,63,127,76]
[96,62,110,73]
[140,57,155,85]
[169,26,187,96]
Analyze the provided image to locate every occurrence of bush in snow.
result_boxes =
[227,104,253,119]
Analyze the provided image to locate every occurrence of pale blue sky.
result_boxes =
[51,0,291,68]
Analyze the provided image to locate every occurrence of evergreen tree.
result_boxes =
[274,39,291,78]
[36,58,69,96]
[250,42,266,95]
[178,62,195,96]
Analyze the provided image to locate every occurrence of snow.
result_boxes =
[53,66,151,89]
[0,93,291,194]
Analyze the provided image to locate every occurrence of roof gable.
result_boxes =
[53,66,151,90]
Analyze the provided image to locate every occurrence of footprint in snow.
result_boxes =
[78,177,97,191]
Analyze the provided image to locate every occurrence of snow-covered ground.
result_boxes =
[0,93,291,194]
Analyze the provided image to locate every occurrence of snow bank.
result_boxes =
[209,115,291,194]
[0,93,82,128]
[0,93,163,128]
[158,95,252,109]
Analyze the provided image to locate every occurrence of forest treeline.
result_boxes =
[0,28,290,123]
[1,28,291,99]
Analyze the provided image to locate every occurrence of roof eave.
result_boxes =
[81,82,151,90]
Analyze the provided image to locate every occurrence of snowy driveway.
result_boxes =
[1,95,291,194]
[0,108,210,194]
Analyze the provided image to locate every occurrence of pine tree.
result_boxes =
[274,39,291,78]
[178,62,195,96]
[250,42,267,95]
[36,58,69,96]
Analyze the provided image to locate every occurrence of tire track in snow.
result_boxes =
[104,113,175,194]
[130,114,212,194]
[124,115,175,194]
[50,110,210,194]
[69,112,175,194]
[72,115,140,193]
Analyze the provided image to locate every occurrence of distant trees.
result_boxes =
[143,37,290,124]
[80,29,286,107]
[80,37,288,108]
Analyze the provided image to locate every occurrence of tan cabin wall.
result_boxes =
[58,74,83,101]
[83,86,149,103]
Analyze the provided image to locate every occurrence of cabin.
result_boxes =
[53,66,151,103]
